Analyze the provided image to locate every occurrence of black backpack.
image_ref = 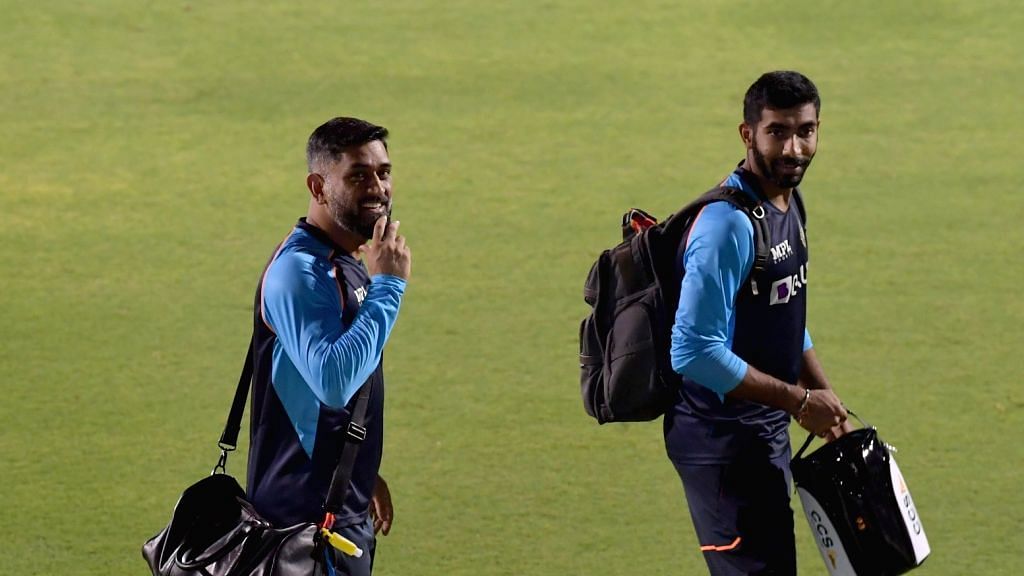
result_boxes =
[578,186,772,424]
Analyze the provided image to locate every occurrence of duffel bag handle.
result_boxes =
[793,409,868,460]
[175,524,254,570]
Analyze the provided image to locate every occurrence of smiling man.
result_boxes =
[664,72,851,575]
[246,117,411,576]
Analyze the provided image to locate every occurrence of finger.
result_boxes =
[374,517,383,535]
[385,220,400,242]
[372,215,388,242]
[381,518,392,536]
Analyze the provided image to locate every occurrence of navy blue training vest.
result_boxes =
[665,169,809,464]
[247,220,384,527]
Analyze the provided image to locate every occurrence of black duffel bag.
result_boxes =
[143,474,322,575]
[143,340,370,575]
[791,415,930,576]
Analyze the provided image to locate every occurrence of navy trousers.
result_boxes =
[671,447,796,576]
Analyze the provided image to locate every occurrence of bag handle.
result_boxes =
[793,408,868,461]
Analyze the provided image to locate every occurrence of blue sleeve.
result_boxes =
[262,252,406,409]
[804,328,813,351]
[670,202,753,395]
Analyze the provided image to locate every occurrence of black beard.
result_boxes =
[752,143,813,189]
[350,216,377,241]
[330,200,392,241]
[328,203,377,241]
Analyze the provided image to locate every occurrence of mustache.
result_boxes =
[775,157,811,169]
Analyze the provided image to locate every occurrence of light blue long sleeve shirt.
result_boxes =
[262,254,406,411]
[670,177,812,396]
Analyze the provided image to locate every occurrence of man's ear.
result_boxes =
[739,123,754,150]
[307,173,326,205]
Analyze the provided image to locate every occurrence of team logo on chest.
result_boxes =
[770,239,794,264]
[769,263,808,305]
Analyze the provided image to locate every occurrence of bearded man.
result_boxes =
[664,72,851,575]
[247,117,411,576]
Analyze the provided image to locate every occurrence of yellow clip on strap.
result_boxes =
[320,528,363,558]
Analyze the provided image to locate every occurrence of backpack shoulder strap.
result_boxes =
[792,188,807,226]
[683,186,771,274]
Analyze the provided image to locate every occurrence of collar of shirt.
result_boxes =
[295,218,363,267]
[731,163,768,202]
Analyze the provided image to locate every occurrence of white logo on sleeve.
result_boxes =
[355,286,368,304]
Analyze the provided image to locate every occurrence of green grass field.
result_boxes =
[2,1,1022,574]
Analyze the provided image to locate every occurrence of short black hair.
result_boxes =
[743,71,820,126]
[306,117,389,171]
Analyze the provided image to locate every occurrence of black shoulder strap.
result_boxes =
[218,337,254,452]
[323,383,372,514]
[215,273,373,517]
[216,240,282,461]
[321,264,374,514]
[689,186,771,274]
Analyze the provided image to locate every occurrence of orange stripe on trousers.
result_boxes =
[699,537,741,552]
